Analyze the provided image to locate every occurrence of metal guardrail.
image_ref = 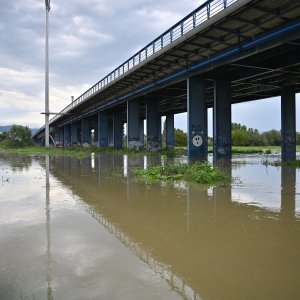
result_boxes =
[42,0,237,132]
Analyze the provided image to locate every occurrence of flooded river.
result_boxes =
[0,153,299,299]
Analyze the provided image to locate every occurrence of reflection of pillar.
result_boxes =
[281,86,296,162]
[213,160,232,222]
[127,101,141,149]
[187,77,207,161]
[147,101,161,151]
[82,118,90,146]
[281,166,296,218]
[166,114,174,149]
[98,111,108,148]
[113,111,123,149]
[213,80,231,161]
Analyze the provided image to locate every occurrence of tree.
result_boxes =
[174,128,187,146]
[1,125,34,148]
[262,129,281,146]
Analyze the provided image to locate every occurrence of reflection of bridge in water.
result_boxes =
[48,154,300,299]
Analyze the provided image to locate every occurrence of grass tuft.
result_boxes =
[135,161,230,185]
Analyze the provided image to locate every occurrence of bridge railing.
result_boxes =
[48,0,237,126]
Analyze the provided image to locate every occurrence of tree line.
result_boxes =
[163,121,300,147]
[0,125,34,148]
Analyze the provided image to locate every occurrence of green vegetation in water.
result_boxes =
[262,158,300,168]
[0,145,189,158]
[0,146,88,159]
[135,162,230,185]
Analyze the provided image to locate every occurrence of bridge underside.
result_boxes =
[34,0,300,162]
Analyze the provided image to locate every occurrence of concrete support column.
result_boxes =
[64,125,71,147]
[139,119,144,149]
[81,118,90,146]
[187,77,207,161]
[147,101,161,151]
[54,129,59,147]
[98,111,108,148]
[127,101,141,149]
[213,80,231,161]
[71,122,79,145]
[281,86,296,162]
[59,127,64,147]
[93,118,98,146]
[166,114,174,149]
[113,111,123,149]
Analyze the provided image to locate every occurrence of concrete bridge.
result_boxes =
[33,0,300,161]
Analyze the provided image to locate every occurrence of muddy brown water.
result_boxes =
[0,153,299,299]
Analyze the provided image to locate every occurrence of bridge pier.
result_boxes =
[166,114,174,149]
[71,121,80,145]
[127,101,142,150]
[187,77,207,161]
[146,101,161,151]
[281,86,296,162]
[91,117,98,146]
[113,111,123,149]
[64,125,71,147]
[140,119,145,149]
[98,111,108,148]
[213,80,231,162]
[81,118,90,146]
[58,127,64,147]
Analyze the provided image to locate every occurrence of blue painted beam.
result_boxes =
[91,20,300,114]
[166,114,174,149]
[281,86,296,162]
[127,101,141,149]
[187,77,207,161]
[98,111,108,148]
[213,80,231,161]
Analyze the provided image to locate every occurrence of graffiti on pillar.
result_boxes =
[284,137,295,148]
[147,135,160,152]
[128,137,143,150]
[190,124,204,148]
[192,135,203,147]
[217,136,229,155]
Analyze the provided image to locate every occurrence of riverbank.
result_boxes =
[1,145,299,157]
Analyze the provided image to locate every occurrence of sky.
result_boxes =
[0,0,299,135]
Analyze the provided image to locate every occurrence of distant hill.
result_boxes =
[0,125,39,136]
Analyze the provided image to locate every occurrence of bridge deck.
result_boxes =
[35,0,300,133]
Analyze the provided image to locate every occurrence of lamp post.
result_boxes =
[45,0,50,147]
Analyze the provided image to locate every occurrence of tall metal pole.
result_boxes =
[45,1,50,147]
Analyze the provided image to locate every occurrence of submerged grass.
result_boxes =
[135,161,230,185]
[262,158,300,168]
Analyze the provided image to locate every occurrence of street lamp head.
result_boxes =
[45,0,50,12]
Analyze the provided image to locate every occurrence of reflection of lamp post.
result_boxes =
[45,0,50,147]
[45,155,53,299]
